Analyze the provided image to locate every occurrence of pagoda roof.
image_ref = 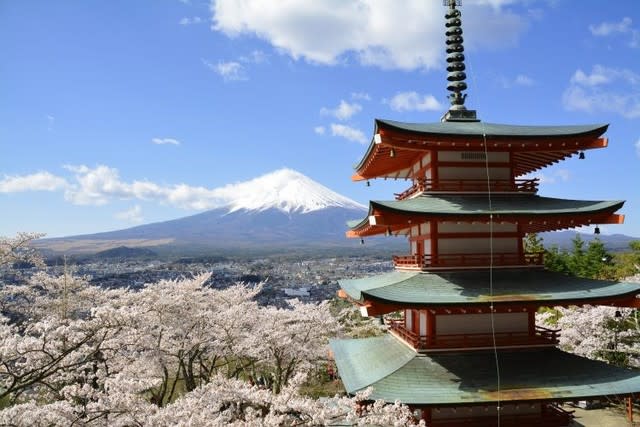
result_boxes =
[339,269,640,308]
[375,119,608,139]
[330,334,640,405]
[370,194,623,217]
[348,194,624,235]
[354,119,609,179]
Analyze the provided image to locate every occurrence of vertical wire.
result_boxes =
[469,63,501,425]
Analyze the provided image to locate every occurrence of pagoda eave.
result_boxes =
[368,196,624,218]
[376,134,607,153]
[354,293,640,317]
[330,335,640,406]
[354,120,609,180]
[347,211,624,238]
[338,269,640,316]
[374,119,608,140]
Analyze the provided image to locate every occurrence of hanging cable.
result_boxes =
[470,62,502,426]
[444,1,500,423]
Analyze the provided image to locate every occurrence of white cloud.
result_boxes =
[151,137,181,145]
[0,171,68,193]
[320,100,362,120]
[570,68,610,87]
[635,138,640,158]
[514,74,534,86]
[211,0,527,70]
[470,0,517,8]
[4,164,371,212]
[351,92,371,101]
[563,65,640,119]
[115,205,144,223]
[63,165,128,206]
[498,74,535,88]
[589,17,639,48]
[46,114,55,131]
[388,91,442,112]
[1,166,303,211]
[216,61,246,81]
[330,123,367,144]
[589,17,632,36]
[314,126,325,135]
[522,169,570,185]
[239,50,267,64]
[204,50,266,82]
[59,165,225,209]
[179,16,203,25]
[203,59,247,81]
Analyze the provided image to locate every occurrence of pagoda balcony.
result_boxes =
[388,321,560,351]
[426,404,573,427]
[392,252,544,271]
[394,178,539,200]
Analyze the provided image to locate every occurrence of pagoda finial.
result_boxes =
[442,0,478,122]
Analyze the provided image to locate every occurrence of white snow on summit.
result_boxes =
[215,168,366,214]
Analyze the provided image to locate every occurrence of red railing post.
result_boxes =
[394,251,546,270]
[395,178,540,198]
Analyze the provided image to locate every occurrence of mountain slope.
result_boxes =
[217,168,366,213]
[37,169,371,253]
[539,231,639,252]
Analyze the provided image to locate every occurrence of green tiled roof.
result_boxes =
[354,120,608,171]
[339,269,640,305]
[331,335,640,405]
[329,335,416,393]
[376,119,608,139]
[349,195,624,230]
[372,195,624,216]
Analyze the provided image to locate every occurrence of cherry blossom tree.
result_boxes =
[144,374,422,426]
[537,274,640,368]
[0,232,45,269]
[248,300,339,394]
[0,233,419,425]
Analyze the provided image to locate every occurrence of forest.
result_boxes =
[0,232,639,426]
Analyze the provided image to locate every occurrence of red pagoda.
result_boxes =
[330,2,640,426]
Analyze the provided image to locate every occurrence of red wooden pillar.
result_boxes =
[430,221,438,266]
[427,310,436,347]
[412,309,420,335]
[415,237,424,267]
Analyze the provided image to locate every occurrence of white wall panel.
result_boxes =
[438,167,510,180]
[438,222,517,233]
[438,238,518,254]
[435,313,528,334]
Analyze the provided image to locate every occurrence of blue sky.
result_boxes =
[1,0,639,238]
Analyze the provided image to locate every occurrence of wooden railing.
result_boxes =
[394,178,539,200]
[427,408,572,427]
[392,252,544,270]
[388,320,560,351]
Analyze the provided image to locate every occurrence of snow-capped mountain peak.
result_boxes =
[217,168,366,214]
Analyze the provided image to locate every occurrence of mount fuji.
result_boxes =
[37,169,375,255]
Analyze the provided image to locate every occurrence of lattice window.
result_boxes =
[460,152,487,160]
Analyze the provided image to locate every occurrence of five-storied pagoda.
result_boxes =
[330,1,640,426]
